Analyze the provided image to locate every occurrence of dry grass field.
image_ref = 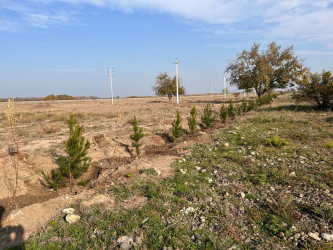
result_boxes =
[0,93,332,249]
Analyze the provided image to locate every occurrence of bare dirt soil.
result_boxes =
[0,94,247,243]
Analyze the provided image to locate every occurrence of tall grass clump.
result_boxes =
[188,106,198,135]
[130,115,144,156]
[201,103,215,127]
[42,115,91,189]
[267,135,288,148]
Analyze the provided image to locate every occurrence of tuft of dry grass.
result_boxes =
[41,123,61,134]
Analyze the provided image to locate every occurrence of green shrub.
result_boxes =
[42,115,91,189]
[236,103,242,116]
[188,106,198,135]
[294,70,333,109]
[172,111,184,140]
[324,140,333,149]
[201,104,215,127]
[267,135,288,148]
[228,100,235,118]
[130,115,144,156]
[219,104,228,123]
[248,99,256,110]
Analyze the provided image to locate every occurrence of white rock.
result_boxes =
[62,208,75,214]
[184,207,195,214]
[117,235,134,245]
[156,170,162,176]
[224,143,229,147]
[250,151,256,156]
[65,214,80,224]
[321,233,333,241]
[289,172,296,177]
[195,166,201,171]
[201,169,206,173]
[208,178,213,183]
[308,232,321,241]
[240,192,246,199]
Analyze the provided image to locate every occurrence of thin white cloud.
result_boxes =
[24,12,74,28]
[2,0,333,48]
[0,19,19,32]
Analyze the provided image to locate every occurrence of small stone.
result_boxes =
[141,217,149,224]
[240,192,245,199]
[62,208,75,214]
[200,216,206,223]
[156,170,162,176]
[293,233,301,239]
[289,172,296,177]
[201,169,206,173]
[195,166,201,171]
[308,232,321,241]
[250,151,256,156]
[120,242,132,250]
[184,207,195,214]
[205,196,213,202]
[224,143,229,147]
[320,233,333,241]
[208,178,213,183]
[65,214,80,224]
[134,236,143,244]
[9,209,20,217]
[282,222,288,227]
[117,236,134,247]
[180,169,187,174]
[270,187,275,192]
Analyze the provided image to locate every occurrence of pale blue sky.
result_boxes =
[1,0,333,98]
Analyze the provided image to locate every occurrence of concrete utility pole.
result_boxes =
[174,58,179,104]
[224,73,227,99]
[108,68,114,105]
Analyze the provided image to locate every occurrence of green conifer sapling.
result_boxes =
[43,115,91,189]
[172,111,184,140]
[202,103,215,127]
[130,115,144,156]
[219,103,228,123]
[188,106,198,135]
[228,99,236,118]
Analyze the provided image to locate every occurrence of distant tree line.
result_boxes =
[44,94,76,101]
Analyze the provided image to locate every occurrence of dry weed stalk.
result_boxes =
[111,111,124,161]
[104,111,124,165]
[5,98,22,208]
